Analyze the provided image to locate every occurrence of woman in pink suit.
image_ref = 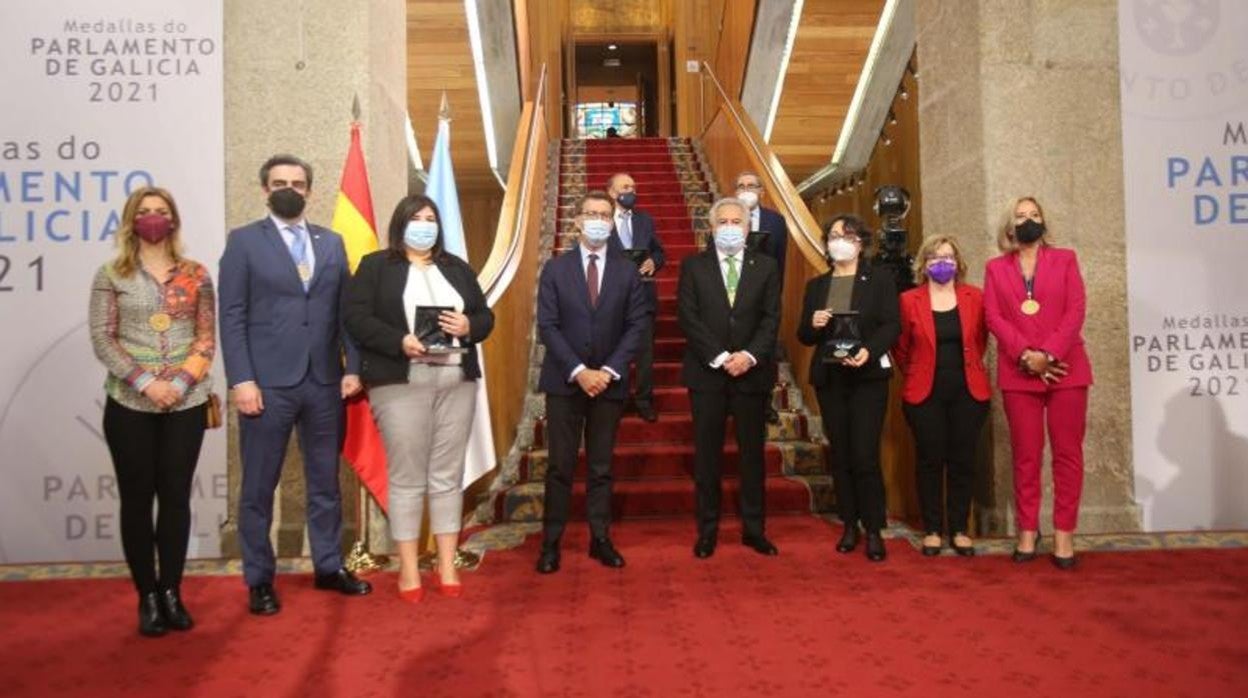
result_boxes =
[983,197,1092,570]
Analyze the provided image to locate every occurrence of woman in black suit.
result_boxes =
[344,194,494,603]
[797,215,900,561]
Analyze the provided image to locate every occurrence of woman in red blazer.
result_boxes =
[983,197,1093,570]
[894,235,990,557]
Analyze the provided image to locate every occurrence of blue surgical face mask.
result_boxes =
[582,218,613,246]
[404,220,439,251]
[714,224,745,254]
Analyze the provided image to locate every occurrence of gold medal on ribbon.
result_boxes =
[1020,298,1041,316]
[149,312,173,332]
[297,263,312,283]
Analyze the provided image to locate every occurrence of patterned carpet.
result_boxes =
[2,515,1246,697]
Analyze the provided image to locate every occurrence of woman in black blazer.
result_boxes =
[344,194,494,603]
[797,215,900,561]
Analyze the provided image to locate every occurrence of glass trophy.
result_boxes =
[414,305,468,354]
[822,310,863,364]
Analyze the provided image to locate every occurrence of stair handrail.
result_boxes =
[478,63,548,305]
[698,61,827,272]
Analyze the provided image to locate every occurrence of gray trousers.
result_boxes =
[369,364,476,541]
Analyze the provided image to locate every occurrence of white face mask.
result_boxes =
[736,190,759,209]
[581,218,612,247]
[714,225,746,255]
[827,237,859,262]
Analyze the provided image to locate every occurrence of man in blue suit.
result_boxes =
[535,191,648,574]
[219,154,372,615]
[736,171,788,425]
[606,172,666,422]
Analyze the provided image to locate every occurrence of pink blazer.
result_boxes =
[983,247,1093,393]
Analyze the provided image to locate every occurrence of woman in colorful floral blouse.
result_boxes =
[89,186,215,637]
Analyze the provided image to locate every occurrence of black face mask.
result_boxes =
[269,188,307,219]
[1014,218,1046,244]
[617,192,637,210]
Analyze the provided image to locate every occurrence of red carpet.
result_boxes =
[3,516,1247,697]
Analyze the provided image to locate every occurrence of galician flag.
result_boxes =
[427,92,496,487]
[332,120,389,510]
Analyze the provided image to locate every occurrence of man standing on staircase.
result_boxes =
[606,172,666,423]
[736,171,788,426]
[678,197,781,559]
[535,191,649,574]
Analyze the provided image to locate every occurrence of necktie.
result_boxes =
[587,253,600,308]
[620,212,633,249]
[288,225,311,289]
[725,255,739,306]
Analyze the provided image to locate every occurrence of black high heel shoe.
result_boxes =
[950,532,976,557]
[920,532,943,557]
[836,525,860,553]
[1050,553,1077,570]
[1011,531,1041,563]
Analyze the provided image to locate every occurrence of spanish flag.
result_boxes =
[333,122,388,510]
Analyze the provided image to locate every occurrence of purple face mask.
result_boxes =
[927,259,957,285]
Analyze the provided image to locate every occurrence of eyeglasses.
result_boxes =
[736,182,762,191]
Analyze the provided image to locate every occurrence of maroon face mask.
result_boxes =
[134,214,174,244]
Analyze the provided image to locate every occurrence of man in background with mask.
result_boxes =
[534,191,649,574]
[219,154,371,616]
[677,197,781,560]
[606,172,666,422]
[736,171,788,425]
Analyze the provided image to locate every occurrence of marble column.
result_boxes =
[916,0,1140,534]
[219,0,407,559]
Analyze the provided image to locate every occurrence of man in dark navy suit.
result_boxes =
[736,171,788,425]
[606,172,666,422]
[219,154,372,615]
[535,191,649,574]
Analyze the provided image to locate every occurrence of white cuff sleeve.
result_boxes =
[569,364,587,382]
[709,351,730,369]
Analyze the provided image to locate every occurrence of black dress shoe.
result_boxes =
[950,533,976,557]
[248,583,280,616]
[1050,553,1077,570]
[742,534,779,556]
[158,587,194,630]
[314,568,373,596]
[536,546,561,574]
[865,531,887,562]
[765,405,781,425]
[635,401,658,423]
[693,536,717,559]
[138,592,168,637]
[589,537,626,568]
[836,526,860,553]
[1011,532,1041,563]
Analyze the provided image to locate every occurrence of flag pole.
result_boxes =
[342,92,389,575]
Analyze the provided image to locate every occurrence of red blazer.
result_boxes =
[894,283,991,404]
[983,247,1093,393]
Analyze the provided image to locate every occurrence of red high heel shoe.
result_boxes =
[430,571,463,598]
[398,581,424,603]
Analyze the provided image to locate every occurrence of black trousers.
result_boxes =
[816,378,889,532]
[542,392,625,544]
[689,389,767,540]
[902,369,989,535]
[632,314,656,405]
[102,398,206,594]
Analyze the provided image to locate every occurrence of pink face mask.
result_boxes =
[134,214,174,244]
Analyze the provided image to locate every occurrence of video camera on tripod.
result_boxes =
[872,185,914,292]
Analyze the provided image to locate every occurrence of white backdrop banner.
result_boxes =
[0,1,225,562]
[1120,0,1248,530]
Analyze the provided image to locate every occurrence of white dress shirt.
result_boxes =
[614,208,634,249]
[749,207,761,232]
